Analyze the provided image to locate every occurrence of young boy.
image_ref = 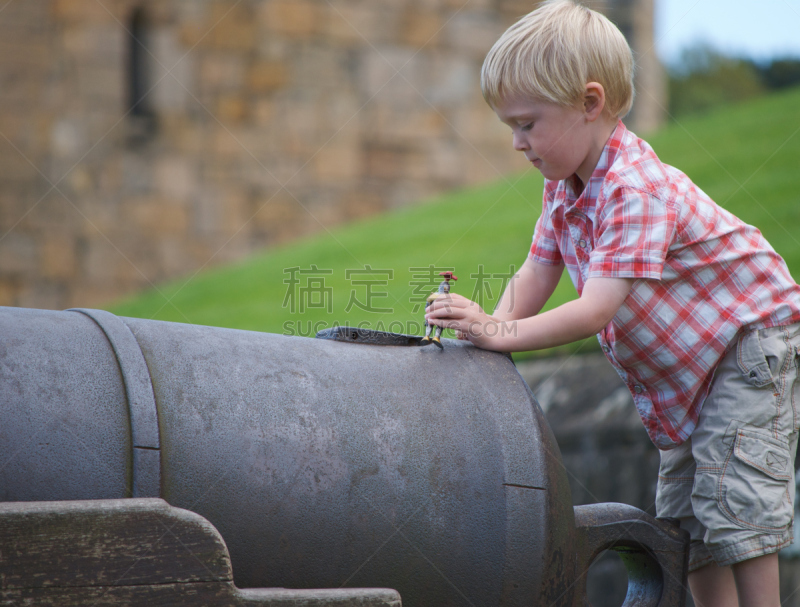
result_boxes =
[425,2,800,605]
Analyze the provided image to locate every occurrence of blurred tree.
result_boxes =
[755,58,800,90]
[667,44,765,118]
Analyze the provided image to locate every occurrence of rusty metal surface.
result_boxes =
[573,503,690,607]
[0,307,132,501]
[126,316,568,606]
[1,498,402,607]
[70,308,161,497]
[0,306,688,606]
[0,307,575,606]
[315,326,425,346]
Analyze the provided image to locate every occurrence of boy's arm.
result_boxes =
[493,257,565,322]
[427,275,633,352]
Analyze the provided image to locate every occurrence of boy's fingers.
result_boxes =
[429,299,467,314]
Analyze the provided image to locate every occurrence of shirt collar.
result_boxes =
[550,120,629,214]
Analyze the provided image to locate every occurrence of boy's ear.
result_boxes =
[582,82,606,122]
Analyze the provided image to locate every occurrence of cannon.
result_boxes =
[0,306,688,606]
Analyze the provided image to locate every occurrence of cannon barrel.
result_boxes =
[0,307,688,606]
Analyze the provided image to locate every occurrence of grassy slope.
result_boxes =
[111,87,800,357]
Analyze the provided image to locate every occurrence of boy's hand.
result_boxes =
[426,294,500,348]
[426,276,633,353]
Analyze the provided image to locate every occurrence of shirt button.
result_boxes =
[578,239,587,248]
[602,346,610,353]
[633,385,644,394]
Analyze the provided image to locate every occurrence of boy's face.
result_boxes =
[492,96,600,184]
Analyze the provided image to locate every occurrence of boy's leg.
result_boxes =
[688,562,738,607]
[688,550,781,607]
[658,323,800,606]
[732,552,780,607]
[688,324,800,604]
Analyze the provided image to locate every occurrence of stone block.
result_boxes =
[51,0,116,23]
[252,99,275,126]
[62,24,125,66]
[0,279,18,307]
[497,0,542,21]
[200,55,245,92]
[428,140,463,183]
[80,236,122,283]
[219,190,251,235]
[192,188,225,236]
[324,3,384,46]
[67,281,128,309]
[150,27,195,113]
[288,46,352,92]
[157,236,195,277]
[0,155,37,188]
[0,231,38,276]
[16,280,66,311]
[41,233,77,280]
[75,65,125,103]
[217,95,247,123]
[247,61,289,92]
[313,141,361,182]
[0,194,27,228]
[121,153,154,195]
[260,0,319,38]
[155,157,195,202]
[364,144,409,181]
[125,197,189,236]
[251,194,304,233]
[358,47,425,107]
[443,10,504,57]
[210,125,248,158]
[451,102,511,143]
[369,107,445,144]
[424,53,477,106]
[68,166,94,196]
[178,21,206,48]
[400,9,443,47]
[340,188,384,220]
[202,3,256,51]
[0,39,52,70]
[404,148,434,181]
[19,192,83,233]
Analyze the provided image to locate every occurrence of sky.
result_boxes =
[655,0,800,65]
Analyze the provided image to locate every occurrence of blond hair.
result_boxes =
[481,0,634,117]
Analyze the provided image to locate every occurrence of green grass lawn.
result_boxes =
[111,87,800,358]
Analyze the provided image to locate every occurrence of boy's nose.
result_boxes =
[512,133,529,151]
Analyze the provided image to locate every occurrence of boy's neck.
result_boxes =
[574,116,619,192]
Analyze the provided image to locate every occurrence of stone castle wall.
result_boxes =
[0,0,664,309]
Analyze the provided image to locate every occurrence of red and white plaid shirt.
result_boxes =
[530,121,800,449]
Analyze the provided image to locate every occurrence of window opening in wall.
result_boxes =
[127,6,157,143]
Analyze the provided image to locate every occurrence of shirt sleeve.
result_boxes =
[588,186,677,280]
[529,189,563,266]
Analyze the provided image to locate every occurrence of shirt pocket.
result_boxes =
[719,429,793,531]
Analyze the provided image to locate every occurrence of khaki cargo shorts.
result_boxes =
[656,322,800,571]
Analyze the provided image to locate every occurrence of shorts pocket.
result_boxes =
[737,329,775,388]
[719,429,793,531]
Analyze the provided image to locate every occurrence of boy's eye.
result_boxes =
[520,122,533,131]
